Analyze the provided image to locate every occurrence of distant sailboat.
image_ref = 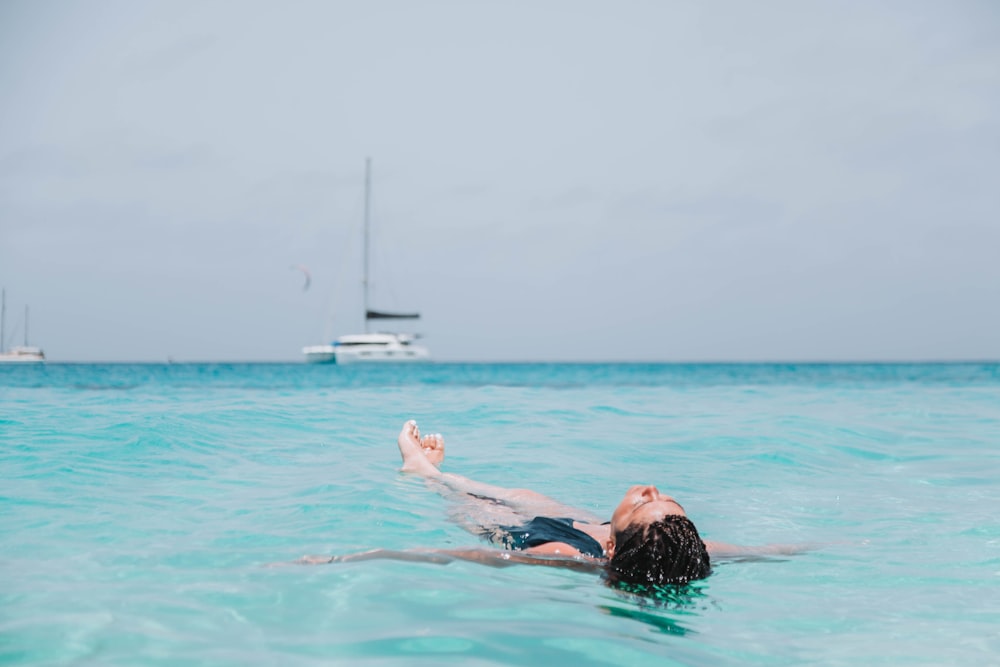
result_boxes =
[302,159,430,364]
[0,289,45,363]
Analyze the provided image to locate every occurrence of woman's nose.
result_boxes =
[640,485,659,501]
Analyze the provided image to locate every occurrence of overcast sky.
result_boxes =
[1,0,998,362]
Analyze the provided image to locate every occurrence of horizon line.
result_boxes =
[5,358,999,366]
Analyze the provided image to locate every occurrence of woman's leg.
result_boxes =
[396,420,604,525]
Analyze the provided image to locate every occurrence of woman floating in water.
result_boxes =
[298,420,809,588]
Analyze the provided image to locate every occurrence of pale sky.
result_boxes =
[1,0,998,362]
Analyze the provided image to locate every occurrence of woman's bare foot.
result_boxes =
[397,420,443,476]
[421,432,445,467]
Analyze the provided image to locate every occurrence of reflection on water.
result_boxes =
[601,603,691,636]
[599,582,712,636]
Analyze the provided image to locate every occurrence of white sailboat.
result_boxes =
[303,159,430,364]
[0,289,45,363]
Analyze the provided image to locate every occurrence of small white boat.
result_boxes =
[0,289,45,363]
[0,345,46,363]
[303,159,429,364]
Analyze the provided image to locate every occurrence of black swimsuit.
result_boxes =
[493,516,605,558]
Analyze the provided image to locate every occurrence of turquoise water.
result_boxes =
[2,362,999,665]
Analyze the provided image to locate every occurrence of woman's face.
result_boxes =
[609,484,686,535]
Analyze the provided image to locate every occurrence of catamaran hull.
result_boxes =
[302,343,430,364]
[0,345,45,363]
[334,345,429,364]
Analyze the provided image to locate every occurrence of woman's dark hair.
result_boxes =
[606,515,711,587]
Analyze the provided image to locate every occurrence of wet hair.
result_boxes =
[605,515,711,587]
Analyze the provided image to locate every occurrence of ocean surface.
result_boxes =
[2,362,999,666]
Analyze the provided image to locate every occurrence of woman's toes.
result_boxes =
[401,420,422,445]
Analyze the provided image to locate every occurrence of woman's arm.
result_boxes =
[704,540,819,560]
[292,548,605,573]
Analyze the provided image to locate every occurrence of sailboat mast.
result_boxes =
[363,158,372,334]
[24,305,29,346]
[1,289,5,352]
